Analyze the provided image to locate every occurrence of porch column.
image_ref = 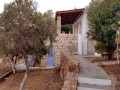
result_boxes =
[72,24,75,34]
[78,34,82,55]
[81,10,88,55]
[56,15,61,34]
[78,23,81,34]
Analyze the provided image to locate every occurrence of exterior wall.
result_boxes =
[87,40,95,55]
[56,16,61,34]
[53,34,78,66]
[78,34,82,55]
[74,10,95,55]
[81,12,88,55]
[74,12,88,55]
[54,9,95,66]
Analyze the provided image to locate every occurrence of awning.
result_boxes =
[55,8,85,25]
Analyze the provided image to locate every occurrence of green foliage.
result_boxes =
[0,0,57,60]
[117,21,120,40]
[115,21,120,45]
[95,42,105,53]
[61,24,72,33]
[87,0,120,59]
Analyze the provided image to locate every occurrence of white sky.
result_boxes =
[0,0,91,13]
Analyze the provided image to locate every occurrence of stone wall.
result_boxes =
[53,33,78,66]
[110,75,120,90]
[60,52,80,90]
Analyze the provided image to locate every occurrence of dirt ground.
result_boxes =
[85,56,120,81]
[0,69,64,90]
[85,57,117,63]
[100,64,120,81]
[0,63,11,76]
[0,72,24,90]
[85,54,120,63]
[24,70,64,90]
[85,57,106,62]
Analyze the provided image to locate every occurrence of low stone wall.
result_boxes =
[110,75,120,90]
[60,52,80,90]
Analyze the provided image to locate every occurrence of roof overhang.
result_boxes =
[55,8,85,25]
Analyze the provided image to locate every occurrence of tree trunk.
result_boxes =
[25,58,29,75]
[12,56,17,74]
[19,72,27,90]
[108,53,112,60]
[39,59,41,70]
[117,42,120,65]
[107,48,114,60]
[19,55,29,90]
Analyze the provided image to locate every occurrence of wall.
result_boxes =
[74,10,95,55]
[74,11,88,55]
[53,33,78,66]
[60,52,80,90]
[87,40,95,55]
[110,75,120,90]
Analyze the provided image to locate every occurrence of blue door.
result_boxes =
[47,45,54,66]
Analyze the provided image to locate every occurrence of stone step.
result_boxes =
[77,83,112,90]
[78,77,111,85]
[77,87,111,90]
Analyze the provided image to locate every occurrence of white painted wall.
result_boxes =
[73,11,83,55]
[74,9,88,55]
[78,34,82,55]
[81,11,88,55]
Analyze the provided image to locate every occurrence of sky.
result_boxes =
[0,0,91,13]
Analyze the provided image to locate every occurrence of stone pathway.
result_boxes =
[76,55,112,90]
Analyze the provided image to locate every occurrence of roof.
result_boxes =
[55,8,85,25]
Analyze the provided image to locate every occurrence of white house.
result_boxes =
[46,8,96,66]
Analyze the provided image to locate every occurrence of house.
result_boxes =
[47,8,95,66]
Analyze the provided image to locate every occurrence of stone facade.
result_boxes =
[60,52,80,90]
[53,34,78,66]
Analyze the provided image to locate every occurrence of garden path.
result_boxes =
[76,55,112,90]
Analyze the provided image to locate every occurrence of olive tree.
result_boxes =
[0,0,57,73]
[87,0,120,60]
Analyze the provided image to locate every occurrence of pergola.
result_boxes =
[55,8,85,25]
